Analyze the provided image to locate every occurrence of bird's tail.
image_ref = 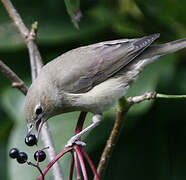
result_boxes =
[143,38,186,58]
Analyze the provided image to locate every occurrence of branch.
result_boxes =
[127,92,156,104]
[75,111,87,135]
[95,91,186,179]
[69,152,75,180]
[38,147,73,180]
[128,92,186,104]
[75,146,88,180]
[37,112,88,179]
[1,0,63,179]
[1,0,28,37]
[156,93,186,99]
[95,97,131,179]
[27,161,44,180]
[1,0,42,79]
[0,60,27,95]
[81,148,100,180]
[27,21,43,80]
[40,123,64,180]
[74,151,81,180]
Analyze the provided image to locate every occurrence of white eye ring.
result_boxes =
[35,105,43,115]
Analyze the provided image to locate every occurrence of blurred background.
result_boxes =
[1,0,186,179]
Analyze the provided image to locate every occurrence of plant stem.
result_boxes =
[75,146,88,180]
[0,60,28,95]
[75,111,87,135]
[81,148,100,180]
[156,93,186,99]
[37,147,72,180]
[74,151,81,180]
[1,0,63,179]
[27,161,44,180]
[95,91,186,179]
[69,152,75,180]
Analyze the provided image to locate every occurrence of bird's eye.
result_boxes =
[35,105,43,115]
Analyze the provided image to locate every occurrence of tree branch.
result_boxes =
[1,0,42,78]
[0,60,27,95]
[96,91,186,179]
[1,0,28,37]
[95,97,131,179]
[1,0,63,179]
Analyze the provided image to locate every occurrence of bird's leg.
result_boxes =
[65,114,103,147]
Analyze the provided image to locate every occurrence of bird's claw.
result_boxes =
[74,141,86,146]
[65,137,86,148]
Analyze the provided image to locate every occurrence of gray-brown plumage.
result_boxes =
[24,34,186,146]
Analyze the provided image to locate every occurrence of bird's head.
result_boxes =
[24,77,60,140]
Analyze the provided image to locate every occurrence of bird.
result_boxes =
[24,33,186,147]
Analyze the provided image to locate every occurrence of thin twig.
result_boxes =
[75,146,88,180]
[95,97,131,179]
[69,152,75,180]
[156,93,186,99]
[127,92,186,104]
[81,148,100,180]
[75,112,87,135]
[27,161,44,180]
[1,0,42,76]
[0,60,28,95]
[74,151,81,180]
[40,123,64,180]
[27,21,42,80]
[37,147,73,180]
[96,91,186,179]
[1,0,63,179]
[38,112,88,180]
[127,92,156,104]
[1,0,29,37]
[70,111,87,180]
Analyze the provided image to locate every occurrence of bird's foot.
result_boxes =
[65,137,86,148]
[65,114,102,148]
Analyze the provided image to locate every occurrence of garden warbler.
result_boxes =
[24,34,186,146]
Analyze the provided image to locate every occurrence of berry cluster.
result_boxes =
[9,148,28,164]
[9,134,46,164]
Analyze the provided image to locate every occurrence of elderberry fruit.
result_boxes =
[17,152,28,164]
[9,148,19,159]
[34,150,46,162]
[25,134,37,146]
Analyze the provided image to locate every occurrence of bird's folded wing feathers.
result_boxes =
[47,34,160,93]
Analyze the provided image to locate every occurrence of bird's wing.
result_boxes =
[48,34,160,93]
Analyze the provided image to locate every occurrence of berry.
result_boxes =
[34,150,46,162]
[25,134,37,146]
[9,148,19,159]
[17,152,28,164]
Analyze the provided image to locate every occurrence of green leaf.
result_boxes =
[64,0,80,29]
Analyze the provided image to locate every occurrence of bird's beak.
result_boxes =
[27,122,34,136]
[35,118,45,140]
[26,118,45,140]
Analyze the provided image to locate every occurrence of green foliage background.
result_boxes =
[1,0,186,179]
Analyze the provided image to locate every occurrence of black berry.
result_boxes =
[17,152,28,164]
[25,134,37,146]
[9,148,19,159]
[34,150,46,162]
